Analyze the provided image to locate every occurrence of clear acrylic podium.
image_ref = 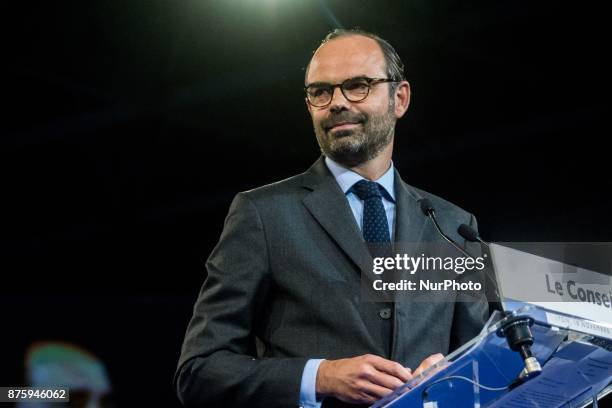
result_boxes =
[372,306,612,408]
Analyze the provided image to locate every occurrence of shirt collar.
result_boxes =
[324,156,396,202]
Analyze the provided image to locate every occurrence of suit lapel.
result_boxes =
[301,158,373,277]
[394,169,429,245]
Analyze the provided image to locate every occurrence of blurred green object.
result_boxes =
[19,341,111,408]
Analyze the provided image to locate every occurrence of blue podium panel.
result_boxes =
[489,341,612,407]
[373,311,612,408]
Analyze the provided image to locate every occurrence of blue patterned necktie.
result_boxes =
[351,179,391,243]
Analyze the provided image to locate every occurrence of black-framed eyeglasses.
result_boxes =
[304,76,398,107]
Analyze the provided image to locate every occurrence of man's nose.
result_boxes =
[329,86,351,113]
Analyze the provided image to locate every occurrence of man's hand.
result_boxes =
[316,354,413,405]
[412,353,445,377]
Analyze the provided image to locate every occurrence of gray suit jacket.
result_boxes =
[174,157,488,408]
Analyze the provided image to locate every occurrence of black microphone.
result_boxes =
[458,223,489,247]
[419,198,435,217]
[418,198,473,259]
[458,223,503,311]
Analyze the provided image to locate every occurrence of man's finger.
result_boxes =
[413,353,445,376]
[359,381,395,400]
[423,353,444,366]
[364,369,405,390]
[370,357,413,383]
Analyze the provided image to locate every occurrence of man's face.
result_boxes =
[306,35,398,167]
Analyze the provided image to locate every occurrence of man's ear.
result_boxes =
[394,81,411,119]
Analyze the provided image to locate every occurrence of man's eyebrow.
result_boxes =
[347,75,370,81]
[305,81,330,88]
[305,76,371,88]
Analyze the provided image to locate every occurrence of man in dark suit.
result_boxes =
[175,29,488,408]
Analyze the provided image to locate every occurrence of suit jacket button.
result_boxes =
[379,307,392,319]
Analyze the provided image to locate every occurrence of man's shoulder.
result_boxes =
[238,171,308,204]
[237,158,326,204]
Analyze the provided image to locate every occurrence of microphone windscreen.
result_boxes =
[419,198,434,216]
[458,223,479,242]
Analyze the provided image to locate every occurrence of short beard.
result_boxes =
[314,102,396,168]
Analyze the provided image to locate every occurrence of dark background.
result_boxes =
[2,0,611,406]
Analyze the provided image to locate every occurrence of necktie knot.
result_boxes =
[351,179,382,200]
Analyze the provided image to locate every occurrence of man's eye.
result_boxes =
[311,87,330,97]
[344,81,369,91]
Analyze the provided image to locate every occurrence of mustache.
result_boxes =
[321,112,367,130]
